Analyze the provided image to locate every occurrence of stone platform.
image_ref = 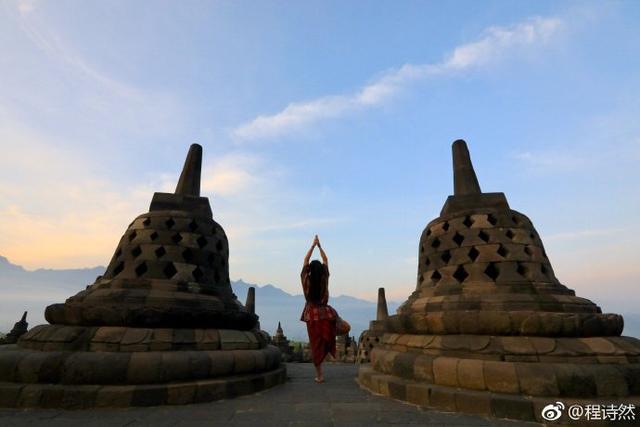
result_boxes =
[0,363,536,426]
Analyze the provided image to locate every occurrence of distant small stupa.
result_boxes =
[358,140,640,424]
[0,144,285,408]
[0,312,28,345]
[273,321,292,361]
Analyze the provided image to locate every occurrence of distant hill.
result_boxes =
[0,256,398,340]
[2,255,638,341]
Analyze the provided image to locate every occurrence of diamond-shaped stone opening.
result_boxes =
[128,230,137,242]
[426,228,432,237]
[192,267,204,281]
[155,246,167,258]
[505,229,515,240]
[131,245,142,258]
[442,221,449,231]
[207,253,215,266]
[165,218,175,229]
[425,257,431,267]
[188,220,198,232]
[114,247,122,258]
[134,262,148,277]
[216,240,224,251]
[418,274,424,283]
[453,265,469,283]
[171,233,183,244]
[142,218,151,227]
[163,263,177,278]
[112,261,125,277]
[440,251,451,264]
[150,231,159,241]
[512,215,520,225]
[530,231,536,240]
[517,262,529,277]
[478,230,490,243]
[524,245,533,257]
[431,270,442,283]
[420,245,424,254]
[496,244,509,258]
[487,214,497,226]
[484,262,499,281]
[452,232,464,247]
[541,264,549,277]
[182,248,194,263]
[197,236,208,248]
[431,238,441,249]
[468,246,479,262]
[462,216,474,228]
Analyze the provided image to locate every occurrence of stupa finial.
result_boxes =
[175,143,202,197]
[20,311,27,323]
[376,288,389,321]
[452,139,481,196]
[245,287,255,314]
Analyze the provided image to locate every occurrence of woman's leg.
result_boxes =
[314,362,323,383]
[307,321,326,382]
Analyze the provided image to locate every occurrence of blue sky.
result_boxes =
[0,1,639,312]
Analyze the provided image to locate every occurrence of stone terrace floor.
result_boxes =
[0,363,541,426]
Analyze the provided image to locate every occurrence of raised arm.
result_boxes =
[317,239,328,268]
[303,238,317,267]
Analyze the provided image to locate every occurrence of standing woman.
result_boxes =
[300,235,336,383]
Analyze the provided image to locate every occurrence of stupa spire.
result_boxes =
[175,143,202,196]
[245,287,255,315]
[452,139,481,196]
[149,143,211,216]
[376,288,388,321]
[441,139,509,215]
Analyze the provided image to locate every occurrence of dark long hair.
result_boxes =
[308,259,326,303]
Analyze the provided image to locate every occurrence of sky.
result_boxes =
[0,0,639,312]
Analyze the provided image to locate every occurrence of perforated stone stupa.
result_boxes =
[358,140,640,424]
[0,144,284,408]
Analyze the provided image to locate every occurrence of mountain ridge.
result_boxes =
[2,256,639,341]
[0,256,398,340]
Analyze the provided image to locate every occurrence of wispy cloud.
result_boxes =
[201,153,263,197]
[1,2,184,142]
[232,16,563,142]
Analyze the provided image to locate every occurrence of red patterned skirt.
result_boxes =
[306,319,337,366]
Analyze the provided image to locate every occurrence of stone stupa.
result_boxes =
[0,312,28,345]
[358,140,640,424]
[0,144,284,408]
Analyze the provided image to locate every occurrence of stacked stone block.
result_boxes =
[358,140,640,424]
[0,144,284,408]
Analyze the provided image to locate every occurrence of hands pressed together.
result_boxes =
[304,234,328,267]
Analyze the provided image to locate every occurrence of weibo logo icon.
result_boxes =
[541,402,565,421]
